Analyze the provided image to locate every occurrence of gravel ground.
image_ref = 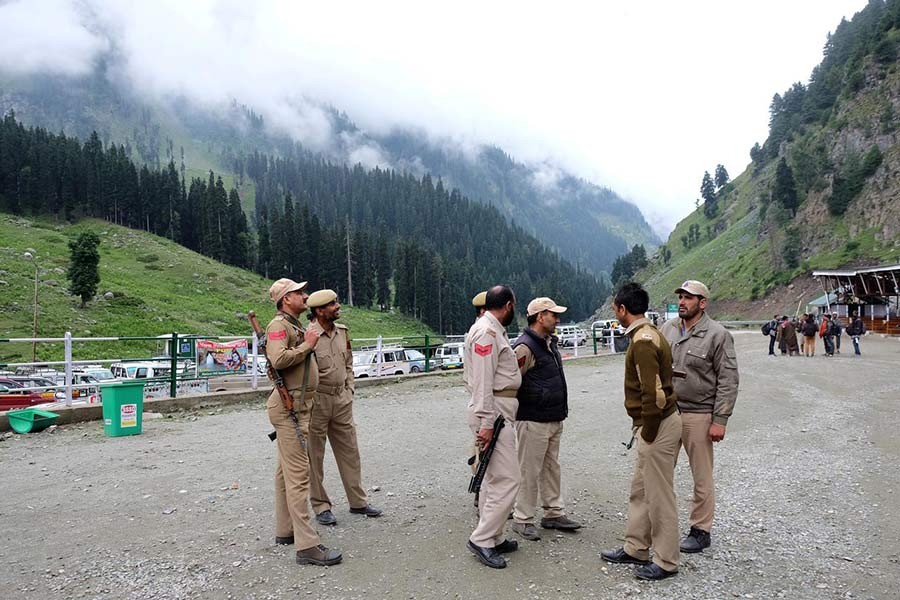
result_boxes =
[1,333,898,600]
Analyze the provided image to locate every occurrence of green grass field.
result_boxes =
[0,214,435,364]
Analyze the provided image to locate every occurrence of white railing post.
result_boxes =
[251,333,259,390]
[376,335,383,378]
[64,331,73,406]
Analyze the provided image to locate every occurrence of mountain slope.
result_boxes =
[0,64,658,276]
[637,0,900,317]
[0,214,435,362]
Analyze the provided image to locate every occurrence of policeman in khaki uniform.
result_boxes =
[602,282,681,581]
[264,278,341,567]
[660,280,739,554]
[464,285,522,569]
[306,289,382,526]
[472,291,487,320]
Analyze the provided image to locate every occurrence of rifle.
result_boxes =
[247,311,307,449]
[468,414,506,494]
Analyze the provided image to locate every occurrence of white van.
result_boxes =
[352,348,411,378]
[110,362,172,379]
[555,325,587,347]
[434,342,465,370]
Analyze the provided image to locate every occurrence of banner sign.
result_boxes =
[197,339,248,374]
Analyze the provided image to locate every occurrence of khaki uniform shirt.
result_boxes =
[464,312,522,428]
[623,318,677,443]
[265,312,319,393]
[660,312,739,426]
[308,320,354,395]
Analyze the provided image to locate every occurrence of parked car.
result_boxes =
[0,376,66,402]
[110,362,172,379]
[352,348,411,378]
[434,342,465,369]
[74,366,116,383]
[405,349,427,373]
[0,380,45,411]
[556,325,588,347]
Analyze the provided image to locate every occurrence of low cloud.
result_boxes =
[0,0,109,76]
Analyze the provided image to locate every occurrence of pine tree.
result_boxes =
[773,158,799,216]
[67,231,101,308]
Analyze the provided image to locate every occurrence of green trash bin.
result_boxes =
[99,381,145,437]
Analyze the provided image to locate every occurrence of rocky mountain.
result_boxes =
[636,0,900,316]
[0,64,658,278]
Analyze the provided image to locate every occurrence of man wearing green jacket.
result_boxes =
[601,282,681,581]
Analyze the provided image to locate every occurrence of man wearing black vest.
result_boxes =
[510,297,582,541]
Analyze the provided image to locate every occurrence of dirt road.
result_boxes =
[1,333,898,599]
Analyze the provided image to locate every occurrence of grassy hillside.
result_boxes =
[0,214,435,363]
[639,37,900,316]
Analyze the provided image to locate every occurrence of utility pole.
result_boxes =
[345,216,354,306]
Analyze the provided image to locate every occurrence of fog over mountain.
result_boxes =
[0,0,867,238]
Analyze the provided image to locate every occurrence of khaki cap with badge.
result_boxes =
[307,289,338,309]
[674,280,710,298]
[471,291,487,308]
[269,278,307,303]
[526,297,567,317]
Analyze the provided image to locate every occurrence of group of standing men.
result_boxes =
[263,278,382,567]
[463,280,740,581]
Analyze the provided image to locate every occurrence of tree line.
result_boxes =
[0,112,608,333]
[749,0,898,217]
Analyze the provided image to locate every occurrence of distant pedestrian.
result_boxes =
[832,316,843,354]
[601,282,681,581]
[847,314,865,355]
[801,314,817,357]
[819,314,835,357]
[767,314,778,356]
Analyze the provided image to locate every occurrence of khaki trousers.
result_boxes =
[268,389,320,551]
[467,400,520,548]
[623,412,681,572]
[513,420,565,523]
[308,388,368,514]
[678,412,715,532]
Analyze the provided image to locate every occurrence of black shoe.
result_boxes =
[316,510,337,526]
[466,540,507,569]
[494,539,519,553]
[679,526,711,553]
[296,544,342,566]
[349,504,383,517]
[600,547,650,565]
[634,562,677,581]
[275,535,294,545]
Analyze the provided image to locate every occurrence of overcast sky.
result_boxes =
[0,0,869,235]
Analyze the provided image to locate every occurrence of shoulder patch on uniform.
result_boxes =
[517,355,526,367]
[641,333,654,340]
[474,343,492,356]
[269,330,286,340]
[274,315,285,321]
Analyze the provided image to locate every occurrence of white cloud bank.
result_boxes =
[0,0,870,235]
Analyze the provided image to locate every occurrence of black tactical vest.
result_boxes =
[513,327,568,422]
